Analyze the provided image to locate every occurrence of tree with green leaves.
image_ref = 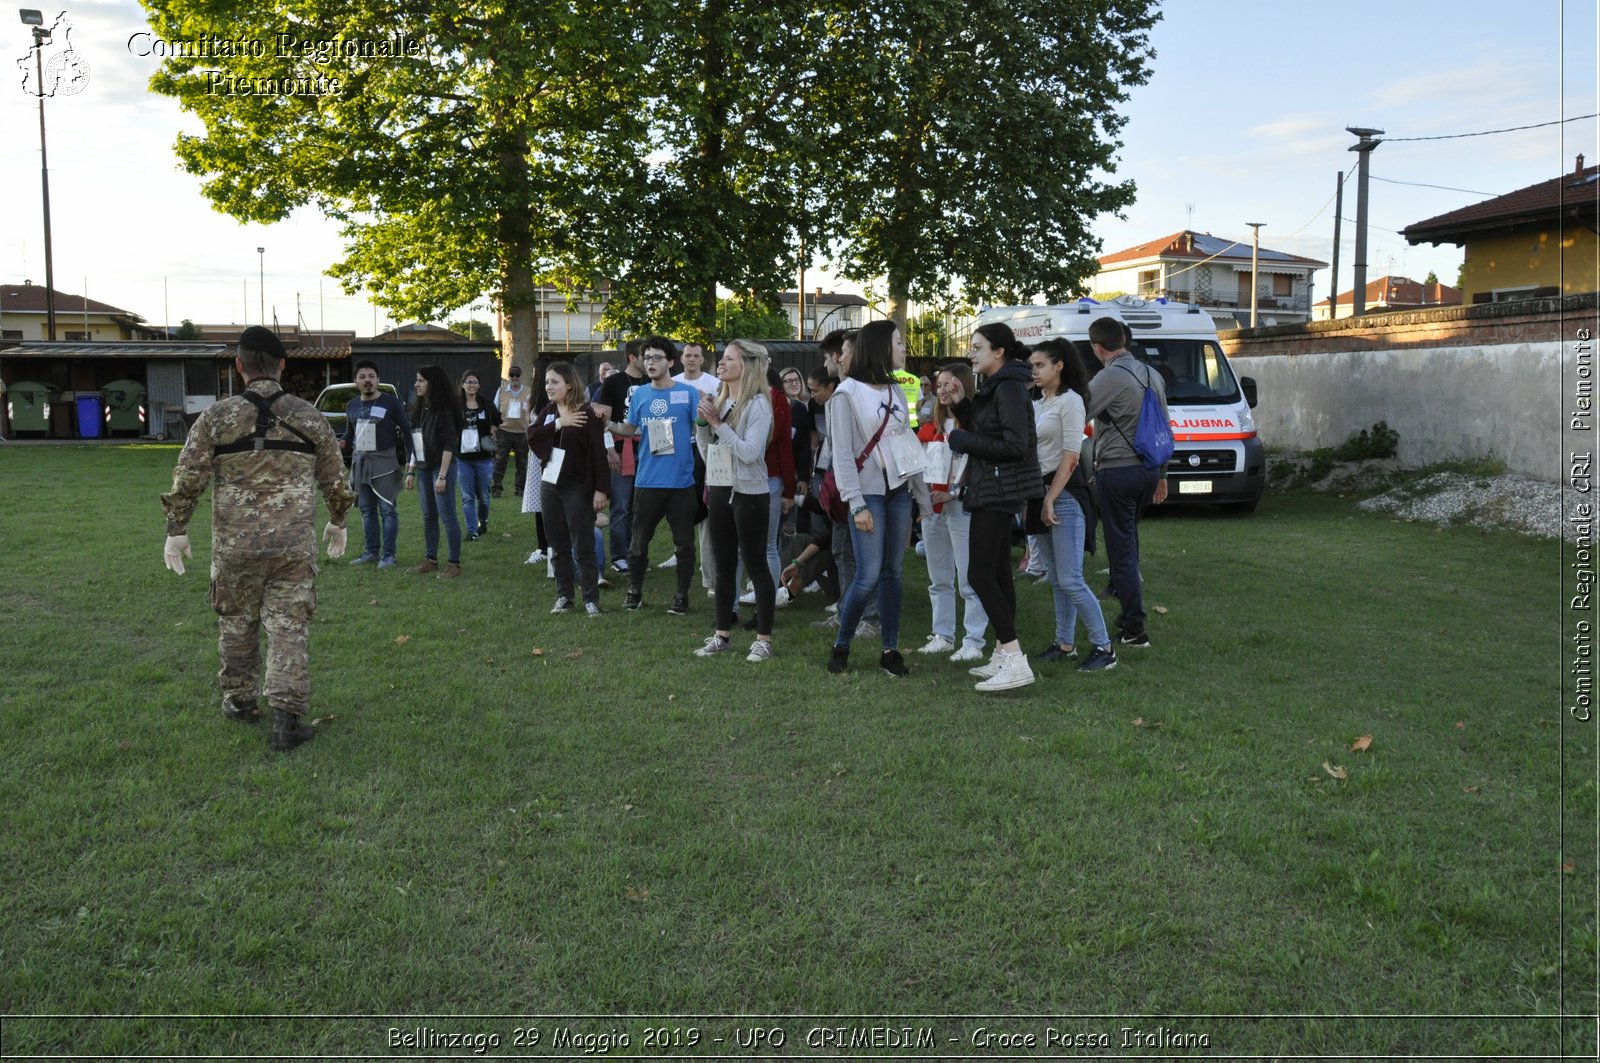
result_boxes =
[172,319,202,341]
[142,0,648,371]
[714,295,794,340]
[446,318,496,342]
[816,0,1159,327]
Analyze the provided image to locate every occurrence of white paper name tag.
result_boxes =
[507,400,523,420]
[923,439,951,485]
[648,418,675,455]
[461,427,480,452]
[886,429,925,479]
[411,429,425,461]
[542,447,565,484]
[354,420,377,452]
[705,441,734,487]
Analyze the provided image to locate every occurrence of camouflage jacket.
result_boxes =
[162,379,355,560]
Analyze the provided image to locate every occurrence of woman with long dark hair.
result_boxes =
[825,319,928,677]
[405,363,465,578]
[528,362,610,616]
[457,369,502,540]
[947,323,1042,691]
[915,361,990,663]
[1029,339,1116,672]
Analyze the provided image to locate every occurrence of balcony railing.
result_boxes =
[1137,288,1312,315]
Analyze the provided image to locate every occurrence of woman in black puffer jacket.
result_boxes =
[947,322,1043,692]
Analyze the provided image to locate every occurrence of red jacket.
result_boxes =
[763,386,797,500]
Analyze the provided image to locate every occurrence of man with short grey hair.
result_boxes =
[1085,315,1168,648]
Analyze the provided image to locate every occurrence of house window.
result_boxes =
[1273,274,1293,296]
[1492,286,1537,303]
[1137,269,1161,295]
[65,330,91,341]
[1,329,21,341]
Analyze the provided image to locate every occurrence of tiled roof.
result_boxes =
[1099,230,1327,269]
[1404,162,1600,244]
[0,283,141,317]
[1316,275,1463,308]
[1,342,229,359]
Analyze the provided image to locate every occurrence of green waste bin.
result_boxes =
[102,379,146,434]
[7,381,57,434]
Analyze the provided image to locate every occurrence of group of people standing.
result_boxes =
[512,314,1166,693]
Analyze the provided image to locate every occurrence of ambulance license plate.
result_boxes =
[1178,479,1213,495]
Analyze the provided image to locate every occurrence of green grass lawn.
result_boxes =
[0,445,1592,1059]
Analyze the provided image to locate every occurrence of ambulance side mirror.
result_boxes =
[1240,376,1258,409]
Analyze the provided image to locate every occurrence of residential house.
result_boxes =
[1403,156,1599,303]
[778,290,872,339]
[0,282,164,342]
[1313,275,1463,320]
[1092,230,1327,329]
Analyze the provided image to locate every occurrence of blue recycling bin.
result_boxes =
[76,395,104,439]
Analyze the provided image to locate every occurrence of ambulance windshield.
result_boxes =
[1129,340,1239,404]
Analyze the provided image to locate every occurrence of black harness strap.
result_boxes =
[213,389,318,457]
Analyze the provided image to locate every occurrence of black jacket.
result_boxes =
[948,360,1043,511]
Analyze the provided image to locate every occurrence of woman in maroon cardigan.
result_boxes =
[528,362,611,616]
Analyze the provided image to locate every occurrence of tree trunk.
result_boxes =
[496,127,537,376]
[887,275,910,334]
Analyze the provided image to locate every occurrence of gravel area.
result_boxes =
[1270,455,1569,539]
[1355,471,1568,540]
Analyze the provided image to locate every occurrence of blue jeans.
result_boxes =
[1036,491,1110,649]
[608,470,634,563]
[458,457,493,533]
[356,478,399,559]
[417,462,462,563]
[836,485,913,651]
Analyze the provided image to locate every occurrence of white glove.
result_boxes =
[164,534,192,575]
[324,522,348,558]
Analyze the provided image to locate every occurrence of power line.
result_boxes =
[1383,112,1598,142]
[1372,175,1501,197]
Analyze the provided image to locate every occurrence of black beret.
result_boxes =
[238,325,286,360]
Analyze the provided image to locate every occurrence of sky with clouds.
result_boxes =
[2,1,1596,336]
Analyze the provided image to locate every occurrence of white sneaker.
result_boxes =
[657,555,677,568]
[825,602,838,615]
[585,601,602,618]
[746,639,774,663]
[775,586,793,609]
[950,643,986,663]
[975,650,1036,692]
[803,581,821,594]
[694,634,733,657]
[917,634,956,655]
[706,588,717,598]
[525,549,547,565]
[968,651,1002,678]
[739,588,758,605]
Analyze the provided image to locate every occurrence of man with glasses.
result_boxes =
[609,337,699,615]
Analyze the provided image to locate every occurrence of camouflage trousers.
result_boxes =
[210,555,319,716]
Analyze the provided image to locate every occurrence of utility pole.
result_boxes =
[20,10,56,340]
[1330,171,1343,319]
[1346,127,1384,317]
[256,247,265,325]
[1245,222,1265,328]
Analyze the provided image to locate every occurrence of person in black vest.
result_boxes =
[947,322,1042,692]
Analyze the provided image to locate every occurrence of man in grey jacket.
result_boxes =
[1085,316,1168,648]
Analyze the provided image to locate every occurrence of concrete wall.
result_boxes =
[1220,292,1597,482]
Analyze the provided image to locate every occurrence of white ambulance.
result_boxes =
[974,295,1264,512]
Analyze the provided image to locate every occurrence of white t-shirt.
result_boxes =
[673,372,719,398]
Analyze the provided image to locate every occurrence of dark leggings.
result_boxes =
[708,486,774,636]
[966,507,1020,645]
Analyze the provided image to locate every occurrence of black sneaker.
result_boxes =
[624,589,643,610]
[1118,630,1151,648]
[1029,643,1076,664]
[827,646,849,674]
[1076,646,1118,672]
[667,593,689,616]
[879,650,909,678]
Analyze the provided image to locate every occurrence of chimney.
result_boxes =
[1579,154,1587,174]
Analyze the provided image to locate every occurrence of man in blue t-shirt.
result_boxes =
[611,336,700,615]
[341,360,415,568]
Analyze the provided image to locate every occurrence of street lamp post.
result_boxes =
[1245,222,1265,328]
[256,247,265,325]
[20,9,56,340]
[1346,127,1384,318]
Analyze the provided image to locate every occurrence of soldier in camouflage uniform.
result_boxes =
[161,326,355,751]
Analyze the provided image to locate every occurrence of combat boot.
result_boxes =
[220,697,260,722]
[271,710,315,752]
